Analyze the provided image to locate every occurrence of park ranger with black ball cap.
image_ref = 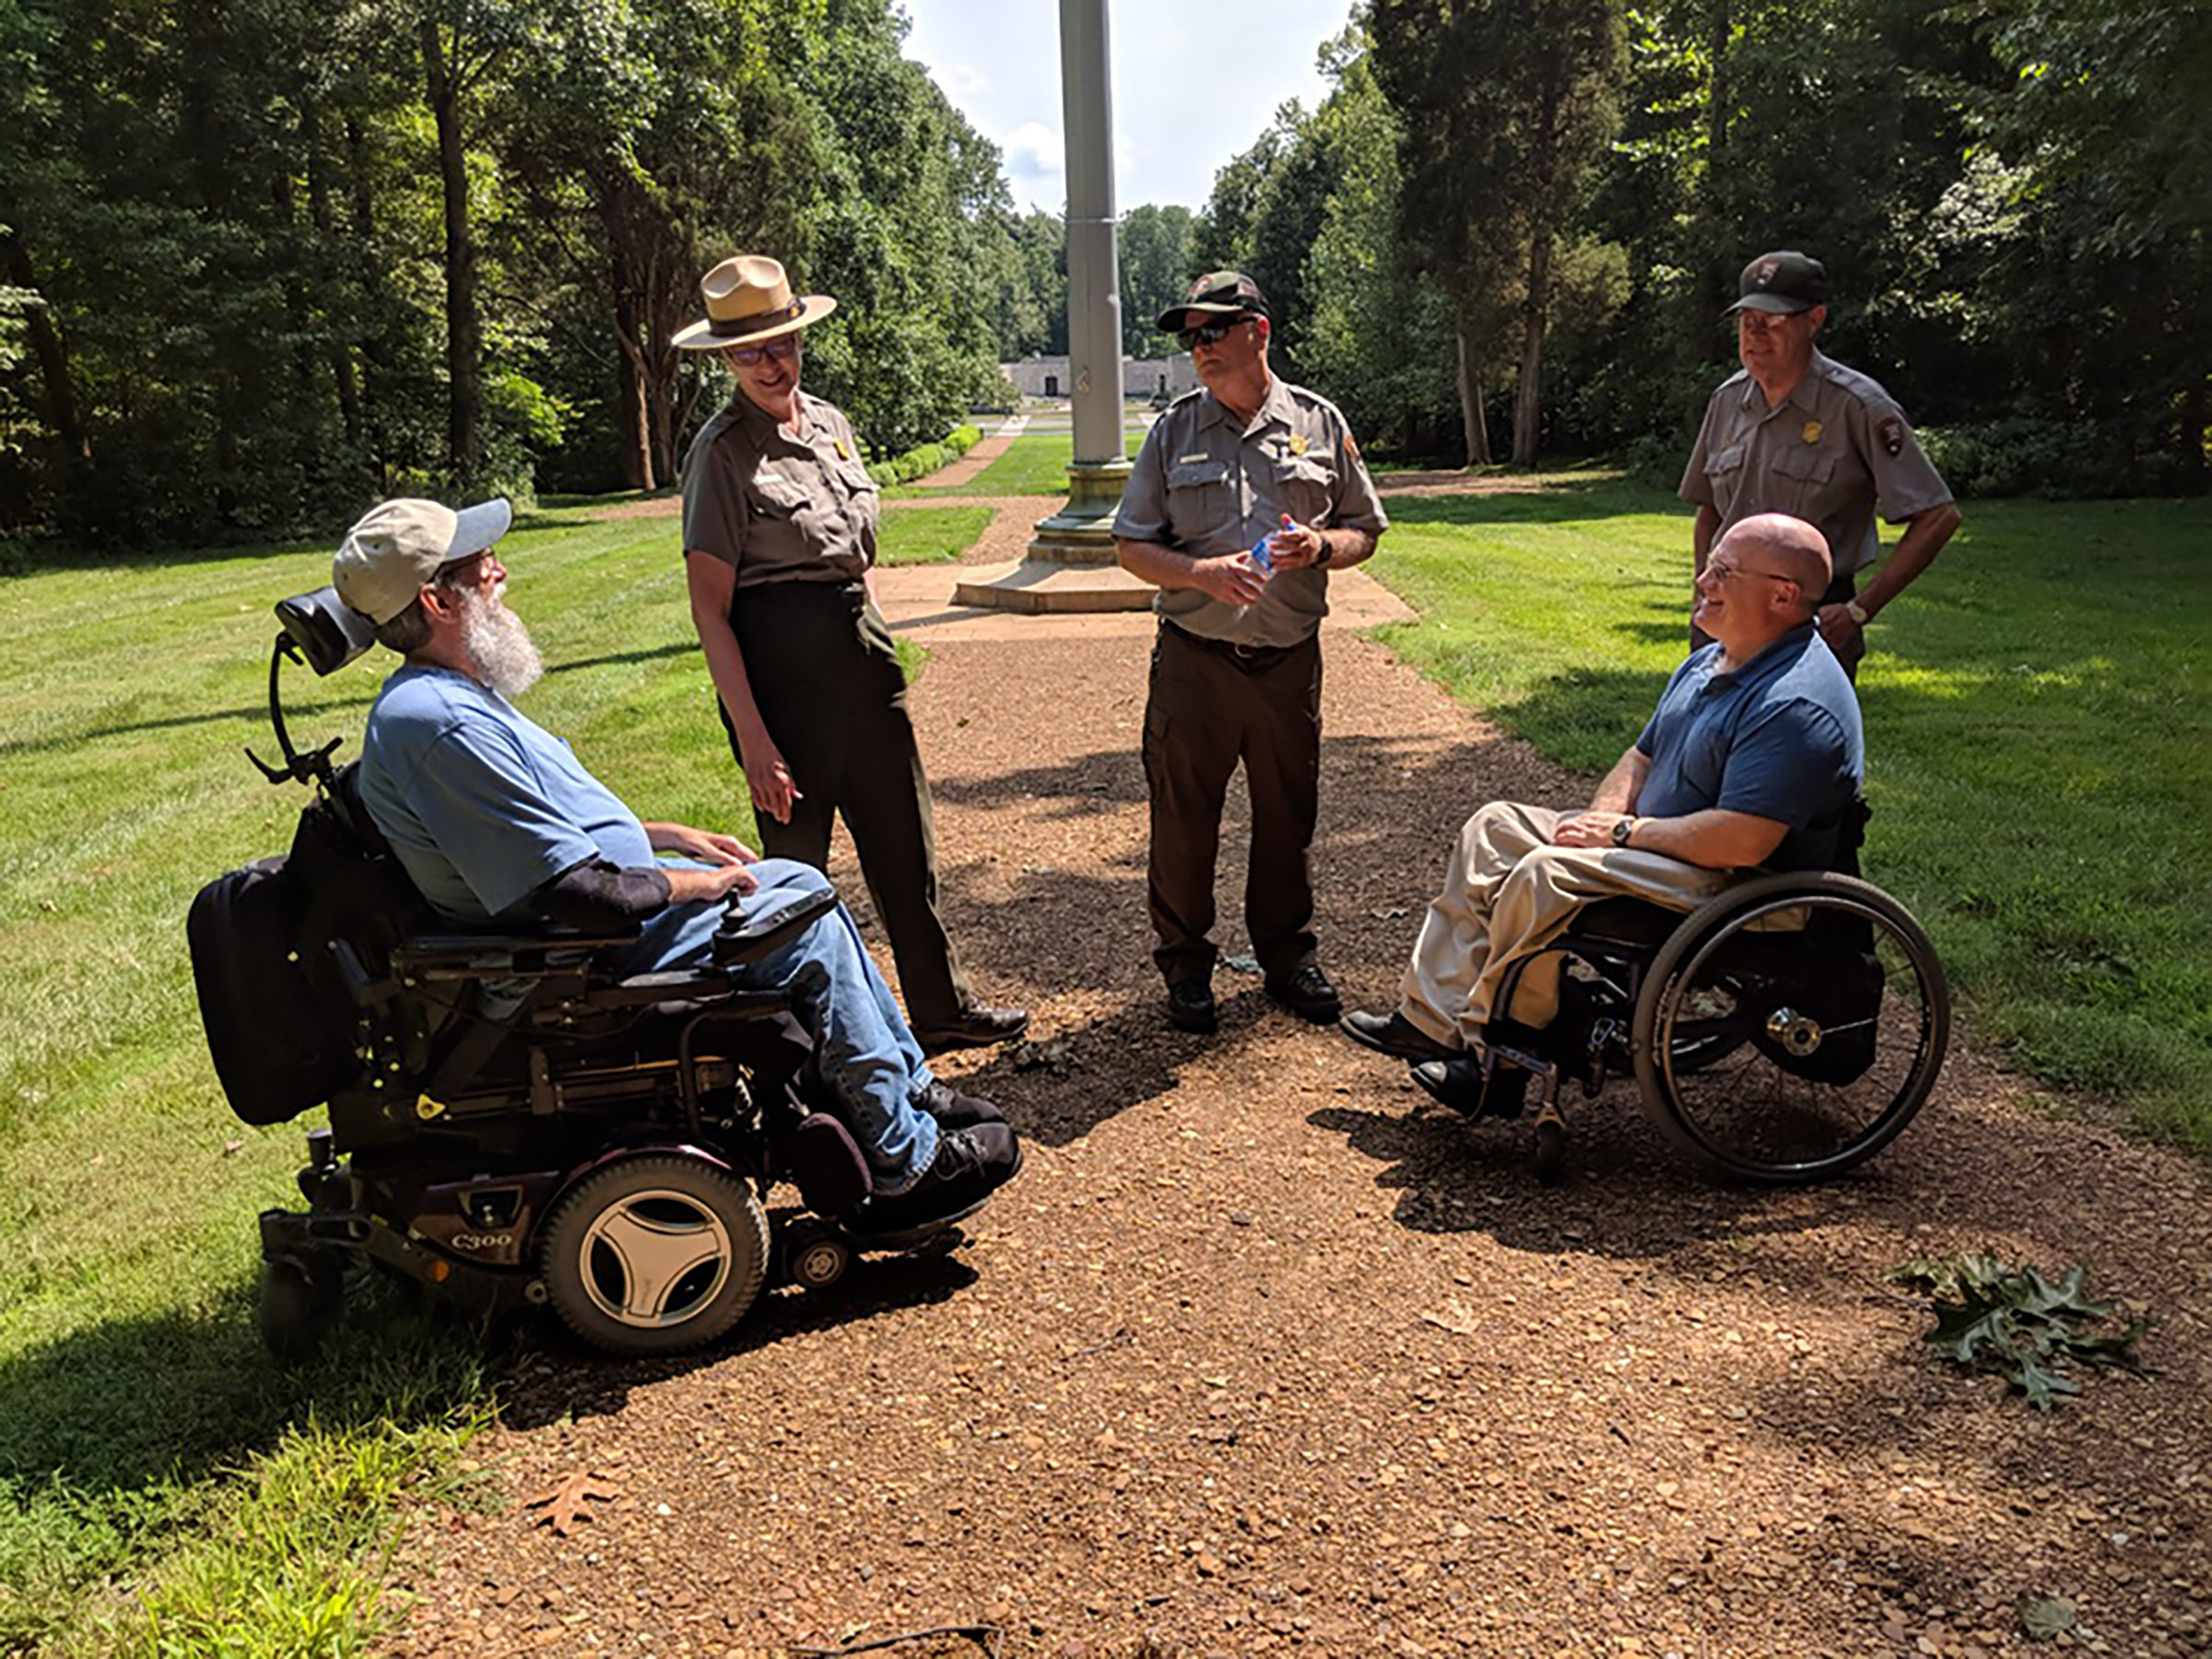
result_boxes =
[1112,270,1389,1037]
[1681,249,1960,677]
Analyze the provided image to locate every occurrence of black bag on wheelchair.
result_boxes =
[1749,926,1885,1087]
[188,779,437,1126]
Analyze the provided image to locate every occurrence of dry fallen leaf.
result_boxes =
[521,1470,622,1536]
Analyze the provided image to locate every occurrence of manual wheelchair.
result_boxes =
[1426,806,1950,1185]
[190,588,980,1359]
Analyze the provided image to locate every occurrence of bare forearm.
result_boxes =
[689,595,771,742]
[1588,747,1648,815]
[1692,503,1721,578]
[1628,809,1783,871]
[1318,526,1378,571]
[1855,503,1959,618]
[1116,537,1208,591]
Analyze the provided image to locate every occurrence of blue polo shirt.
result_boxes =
[358,664,724,974]
[1635,624,1864,872]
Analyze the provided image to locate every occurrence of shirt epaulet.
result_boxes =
[1810,352,1900,413]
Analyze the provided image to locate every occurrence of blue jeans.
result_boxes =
[627,858,940,1193]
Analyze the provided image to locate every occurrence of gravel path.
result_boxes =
[384,490,2212,1659]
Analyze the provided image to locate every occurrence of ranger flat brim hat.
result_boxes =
[1155,268,1270,332]
[672,254,837,351]
[1725,250,1829,315]
[333,497,512,625]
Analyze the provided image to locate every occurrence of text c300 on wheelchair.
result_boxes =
[189,588,978,1359]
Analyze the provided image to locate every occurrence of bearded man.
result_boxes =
[332,497,1018,1230]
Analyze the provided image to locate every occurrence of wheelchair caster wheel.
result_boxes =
[260,1253,342,1359]
[1533,1112,1568,1186]
[785,1225,851,1293]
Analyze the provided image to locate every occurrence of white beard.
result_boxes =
[457,584,544,700]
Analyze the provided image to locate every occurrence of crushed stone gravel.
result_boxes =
[383,496,2212,1659]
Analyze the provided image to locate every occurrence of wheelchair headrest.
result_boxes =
[276,586,378,677]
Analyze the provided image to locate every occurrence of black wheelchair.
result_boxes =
[190,588,983,1359]
[1426,807,1950,1185]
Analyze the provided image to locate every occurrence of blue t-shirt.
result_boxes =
[1635,624,1865,872]
[357,665,724,972]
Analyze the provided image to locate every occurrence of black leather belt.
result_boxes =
[1162,619,1309,666]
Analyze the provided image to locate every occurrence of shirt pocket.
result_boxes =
[1166,458,1235,538]
[1271,454,1335,525]
[748,471,812,519]
[1704,441,1747,489]
[1770,445,1838,487]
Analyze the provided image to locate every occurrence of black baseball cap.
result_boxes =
[1156,269,1270,332]
[1725,250,1829,315]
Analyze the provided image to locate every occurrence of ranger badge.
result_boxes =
[1801,420,1823,444]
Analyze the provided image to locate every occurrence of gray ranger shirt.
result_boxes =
[1679,348,1951,579]
[679,390,879,589]
[1114,376,1388,648]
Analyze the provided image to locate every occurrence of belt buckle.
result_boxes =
[1230,639,1264,661]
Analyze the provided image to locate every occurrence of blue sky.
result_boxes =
[899,0,1358,214]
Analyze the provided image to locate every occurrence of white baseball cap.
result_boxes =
[332,497,513,625]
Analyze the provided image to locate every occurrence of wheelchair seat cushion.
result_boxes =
[1563,897,1688,949]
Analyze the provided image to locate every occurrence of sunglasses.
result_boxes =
[1177,317,1250,351]
[727,334,802,367]
[1704,558,1798,588]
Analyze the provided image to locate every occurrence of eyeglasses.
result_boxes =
[1704,558,1798,589]
[1737,310,1808,336]
[434,549,502,590]
[1177,318,1250,351]
[727,334,802,367]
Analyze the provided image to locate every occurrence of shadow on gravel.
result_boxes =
[498,1247,982,1430]
[1309,1094,1868,1264]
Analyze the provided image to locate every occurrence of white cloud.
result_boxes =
[1002,121,1065,180]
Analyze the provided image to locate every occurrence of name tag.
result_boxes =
[1177,452,1211,465]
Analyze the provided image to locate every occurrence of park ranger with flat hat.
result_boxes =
[1681,249,1960,676]
[1112,270,1389,1037]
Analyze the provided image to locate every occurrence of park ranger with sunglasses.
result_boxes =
[1113,271,1389,1037]
[673,255,1026,1057]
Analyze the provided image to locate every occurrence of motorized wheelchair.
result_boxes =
[1423,804,1950,1185]
[190,588,982,1359]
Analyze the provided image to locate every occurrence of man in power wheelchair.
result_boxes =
[190,497,1020,1358]
[1342,512,1948,1183]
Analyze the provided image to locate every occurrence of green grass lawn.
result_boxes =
[0,506,974,1652]
[876,504,993,564]
[1369,471,2212,1147]
[893,421,1147,498]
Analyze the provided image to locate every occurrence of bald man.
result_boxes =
[1341,513,1865,1089]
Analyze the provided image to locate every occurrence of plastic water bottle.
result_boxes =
[1249,513,1295,576]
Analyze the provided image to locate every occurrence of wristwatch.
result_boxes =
[1843,598,1870,625]
[1611,817,1638,848]
[1313,534,1334,570]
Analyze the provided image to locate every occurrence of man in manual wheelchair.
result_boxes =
[190,497,1020,1359]
[1342,512,1948,1183]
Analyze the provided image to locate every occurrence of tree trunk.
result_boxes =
[345,116,392,488]
[1454,324,1492,467]
[1513,225,1553,468]
[0,229,90,469]
[1697,0,1735,331]
[303,101,363,454]
[422,18,481,483]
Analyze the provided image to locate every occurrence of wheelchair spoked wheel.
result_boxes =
[1631,873,1949,1184]
[539,1155,771,1356]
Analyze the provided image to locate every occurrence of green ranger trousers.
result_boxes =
[723,580,974,1030]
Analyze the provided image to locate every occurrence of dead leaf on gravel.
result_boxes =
[1010,1037,1076,1075]
[1222,953,1262,974]
[521,1470,621,1536]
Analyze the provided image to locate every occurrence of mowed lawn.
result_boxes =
[1369,473,2212,1148]
[893,417,1148,498]
[2,481,2206,1650]
[0,506,975,1653]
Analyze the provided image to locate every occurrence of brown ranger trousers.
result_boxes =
[724,581,974,1030]
[1141,621,1323,985]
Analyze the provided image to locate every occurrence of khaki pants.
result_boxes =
[1397,802,1735,1048]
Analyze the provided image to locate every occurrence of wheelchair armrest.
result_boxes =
[712,885,841,968]
[394,926,641,982]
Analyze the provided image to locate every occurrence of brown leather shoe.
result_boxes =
[1338,1008,1457,1061]
[912,1005,1030,1056]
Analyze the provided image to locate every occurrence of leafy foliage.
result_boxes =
[1888,1251,2150,1408]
